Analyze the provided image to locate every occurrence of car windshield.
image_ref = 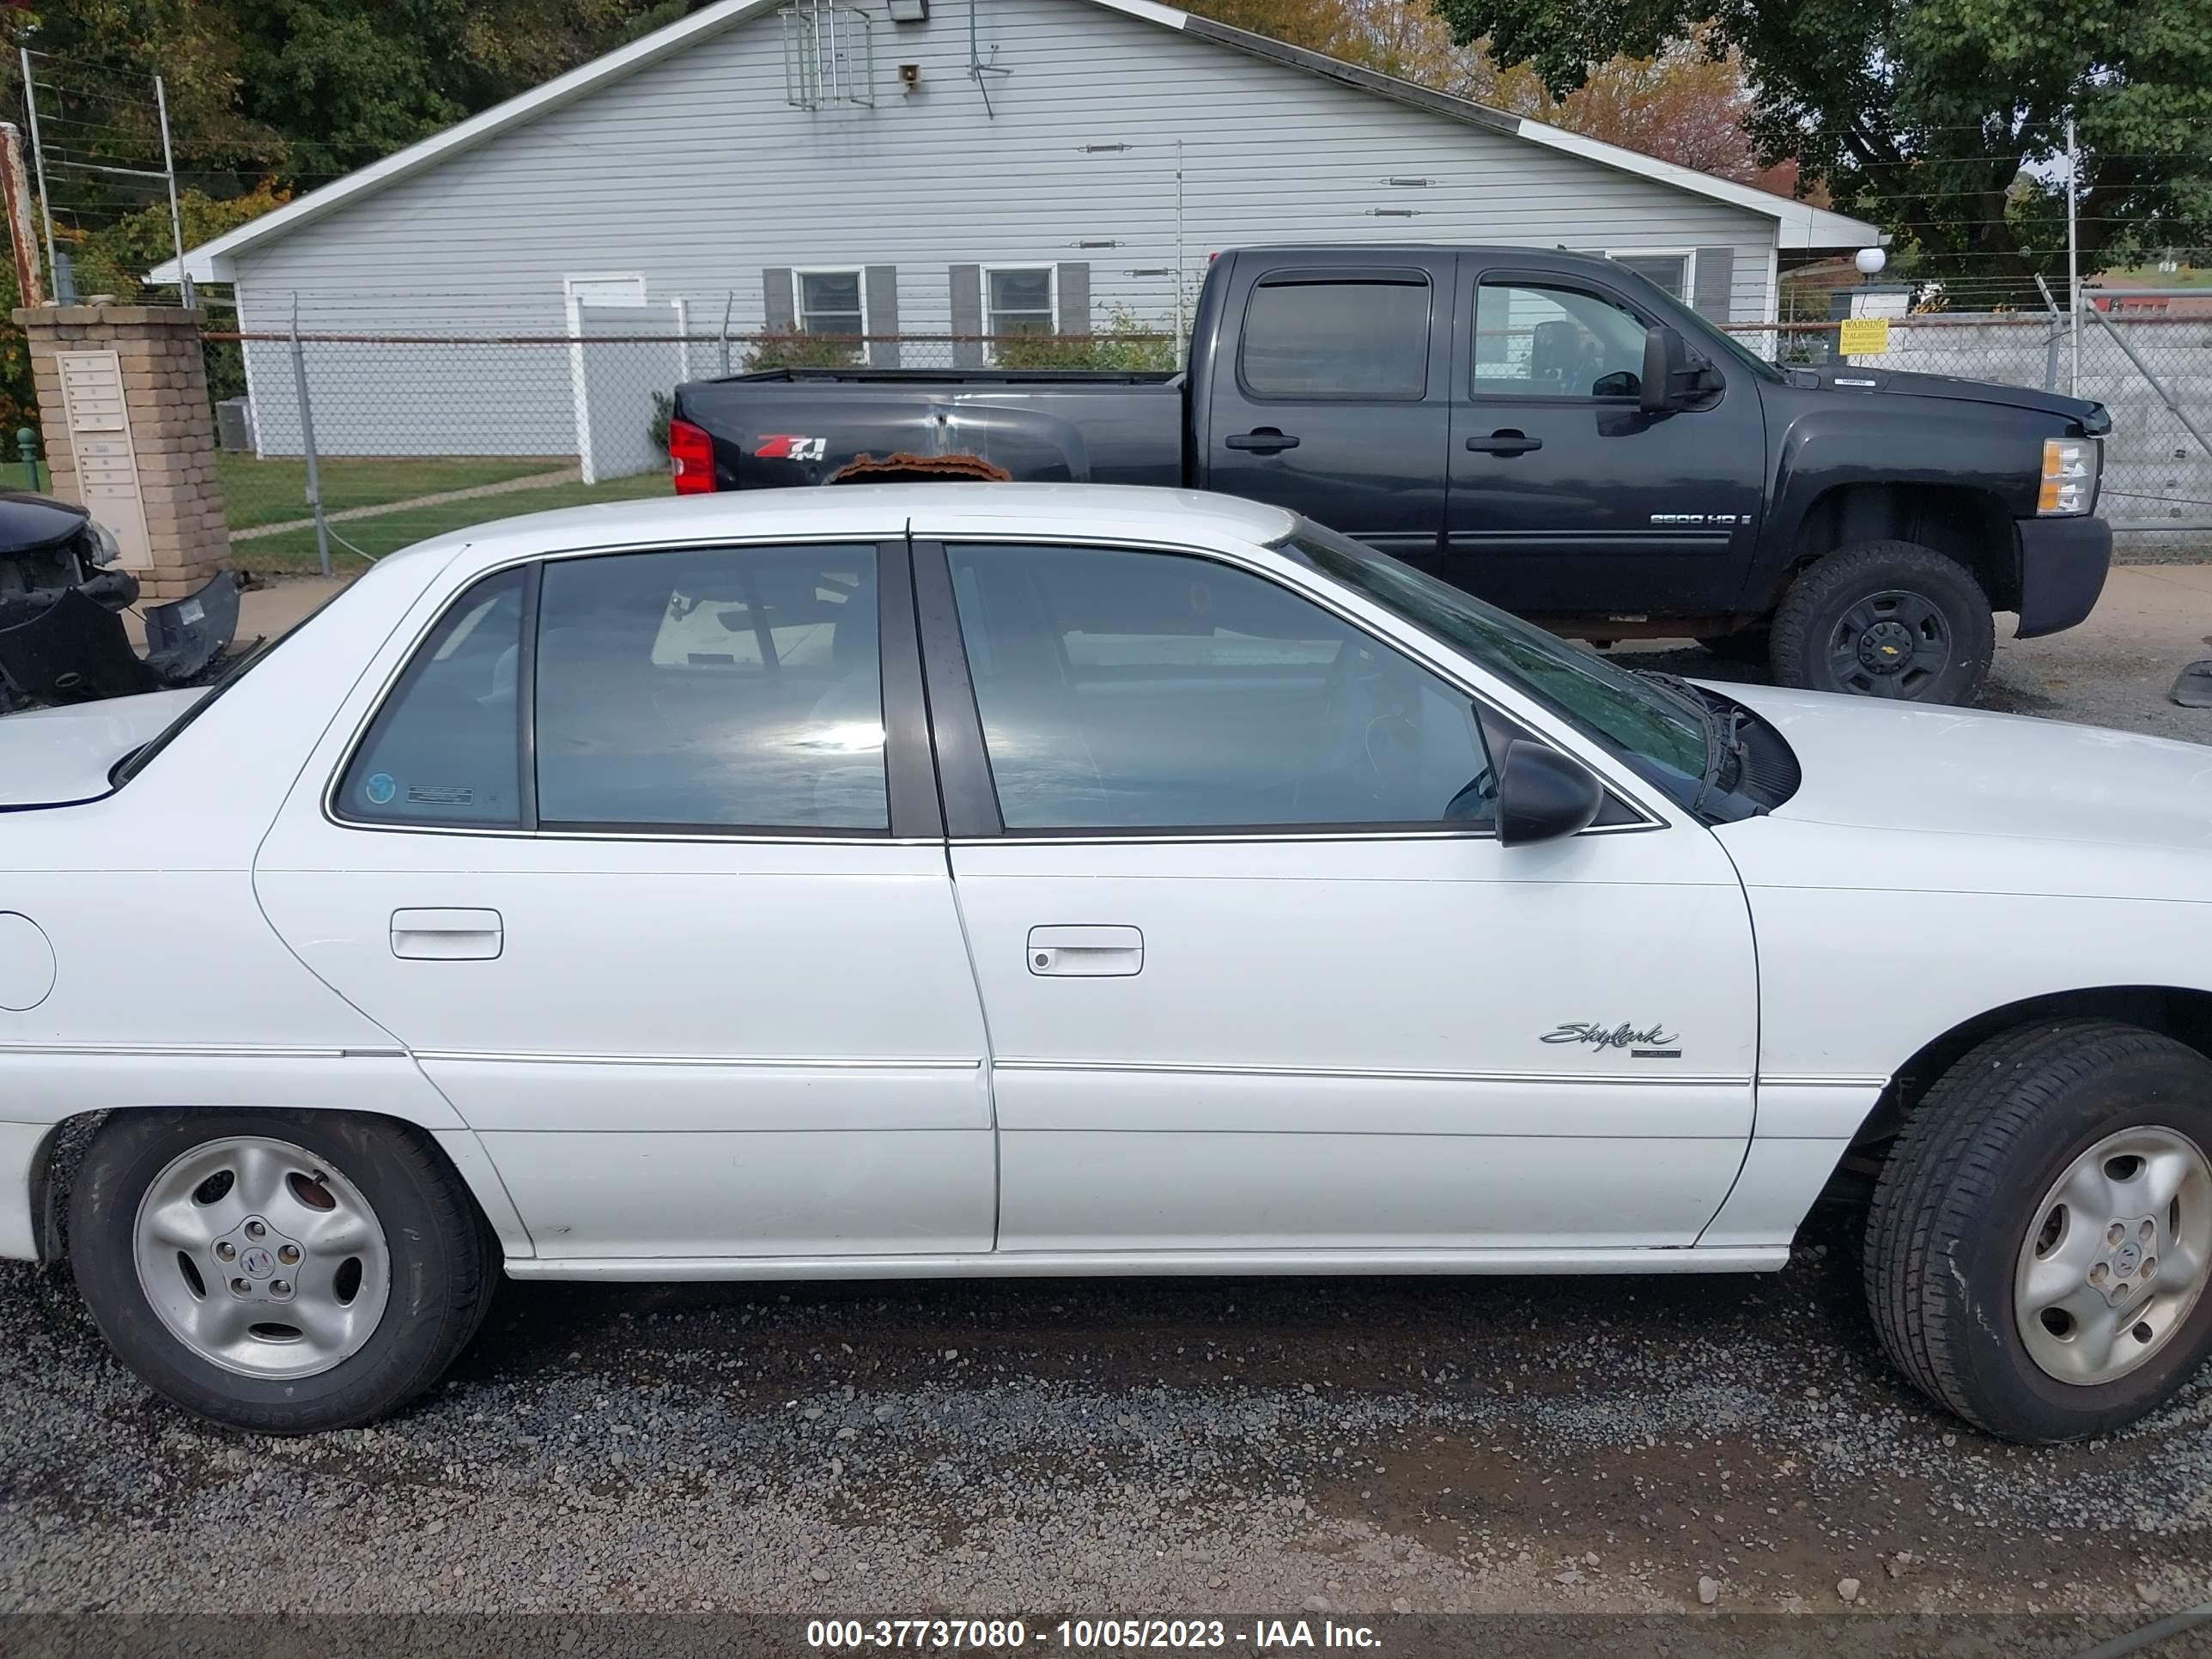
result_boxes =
[1281,521,1711,794]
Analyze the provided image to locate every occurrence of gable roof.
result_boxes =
[150,0,1878,283]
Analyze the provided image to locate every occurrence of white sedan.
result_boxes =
[3,484,2209,1442]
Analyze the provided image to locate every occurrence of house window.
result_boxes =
[985,267,1056,344]
[795,270,866,337]
[1608,251,1692,301]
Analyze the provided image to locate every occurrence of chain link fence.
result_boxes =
[208,325,1180,572]
[204,302,2208,574]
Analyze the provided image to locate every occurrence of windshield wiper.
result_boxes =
[1633,669,1745,811]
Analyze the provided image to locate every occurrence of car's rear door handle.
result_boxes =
[1465,430,1542,455]
[391,908,504,961]
[1029,925,1144,977]
[1224,428,1301,453]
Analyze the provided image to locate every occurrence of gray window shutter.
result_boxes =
[1055,262,1091,335]
[866,265,900,368]
[763,268,795,332]
[1692,247,1736,322]
[950,264,983,368]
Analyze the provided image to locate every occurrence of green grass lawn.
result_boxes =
[233,470,673,573]
[216,453,571,530]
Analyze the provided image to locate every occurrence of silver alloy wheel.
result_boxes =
[131,1134,392,1380]
[2014,1126,2212,1386]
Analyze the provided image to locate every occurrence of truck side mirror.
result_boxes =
[1641,325,1690,412]
[1641,324,1721,411]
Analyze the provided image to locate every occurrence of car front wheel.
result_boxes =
[70,1109,493,1433]
[1768,540,1995,703]
[1863,1020,2212,1442]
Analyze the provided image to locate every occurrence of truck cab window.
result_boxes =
[1240,278,1429,401]
[1474,282,1649,399]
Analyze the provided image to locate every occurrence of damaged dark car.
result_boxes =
[0,491,240,714]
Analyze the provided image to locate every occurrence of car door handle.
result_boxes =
[1465,430,1542,455]
[1029,925,1143,977]
[1224,428,1301,453]
[391,908,504,961]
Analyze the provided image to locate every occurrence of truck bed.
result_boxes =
[671,372,1188,491]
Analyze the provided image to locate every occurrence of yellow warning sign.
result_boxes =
[1838,316,1891,356]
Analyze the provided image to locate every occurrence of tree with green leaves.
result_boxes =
[1422,0,2212,301]
[4,1,709,188]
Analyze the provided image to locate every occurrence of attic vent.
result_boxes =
[781,0,875,109]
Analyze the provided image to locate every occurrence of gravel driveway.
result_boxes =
[7,573,2212,1644]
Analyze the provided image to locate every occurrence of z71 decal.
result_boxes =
[755,434,828,461]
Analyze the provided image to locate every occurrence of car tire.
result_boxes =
[70,1108,493,1434]
[1768,540,1994,703]
[1863,1019,2212,1443]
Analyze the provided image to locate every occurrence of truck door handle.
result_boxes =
[391,908,504,961]
[1224,428,1300,453]
[1466,430,1542,455]
[1028,925,1143,977]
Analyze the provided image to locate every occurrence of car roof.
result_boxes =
[398,483,1301,574]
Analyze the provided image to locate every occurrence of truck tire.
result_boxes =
[70,1108,493,1434]
[1769,541,1994,703]
[1863,1020,2212,1443]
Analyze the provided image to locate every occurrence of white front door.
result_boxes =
[928,538,1757,1254]
[257,538,994,1262]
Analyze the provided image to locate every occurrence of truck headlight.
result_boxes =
[2039,436,2100,516]
[87,519,123,566]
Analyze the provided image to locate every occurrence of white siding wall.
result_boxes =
[232,0,1783,457]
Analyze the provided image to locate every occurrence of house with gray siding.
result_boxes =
[154,0,1880,471]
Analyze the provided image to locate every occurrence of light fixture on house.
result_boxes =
[887,0,929,21]
[1854,247,1887,277]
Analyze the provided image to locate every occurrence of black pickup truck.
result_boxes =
[668,245,2112,704]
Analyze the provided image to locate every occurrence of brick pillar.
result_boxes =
[13,303,232,604]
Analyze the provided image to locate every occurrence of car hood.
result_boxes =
[1799,364,2108,431]
[1714,681,2212,854]
[0,688,203,809]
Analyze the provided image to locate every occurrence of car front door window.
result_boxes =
[945,543,1493,831]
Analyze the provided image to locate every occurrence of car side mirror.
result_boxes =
[1639,325,1716,413]
[1496,738,1605,847]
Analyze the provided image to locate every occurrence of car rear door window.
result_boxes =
[946,544,1492,831]
[337,567,526,828]
[533,544,886,831]
[1239,277,1431,401]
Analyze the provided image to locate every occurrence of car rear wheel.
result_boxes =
[70,1109,493,1433]
[1863,1020,2212,1442]
[1769,540,1994,703]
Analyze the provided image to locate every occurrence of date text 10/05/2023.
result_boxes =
[805,1618,1384,1650]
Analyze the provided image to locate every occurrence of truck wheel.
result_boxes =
[1769,541,1994,703]
[1863,1020,2212,1443]
[70,1108,493,1434]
